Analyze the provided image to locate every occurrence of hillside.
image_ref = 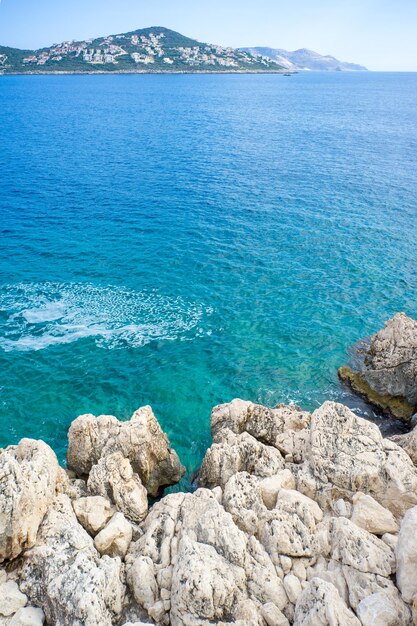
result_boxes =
[242,46,368,71]
[0,27,284,74]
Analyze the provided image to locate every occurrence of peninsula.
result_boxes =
[0,27,284,74]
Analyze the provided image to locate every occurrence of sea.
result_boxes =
[1,72,416,488]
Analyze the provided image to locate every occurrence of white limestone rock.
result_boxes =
[126,488,285,626]
[0,580,27,617]
[293,578,361,625]
[209,399,311,447]
[199,429,285,489]
[260,470,296,509]
[357,591,410,626]
[87,452,148,523]
[18,495,126,626]
[350,492,398,535]
[94,512,133,558]
[342,565,411,622]
[8,607,45,626]
[396,504,417,603]
[329,517,394,577]
[391,425,417,465]
[283,573,302,604]
[308,401,417,518]
[222,472,265,534]
[362,313,417,407]
[72,495,114,535]
[67,405,185,496]
[261,603,290,626]
[0,439,62,562]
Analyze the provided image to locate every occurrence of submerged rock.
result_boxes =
[338,313,417,421]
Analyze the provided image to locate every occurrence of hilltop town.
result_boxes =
[0,27,283,73]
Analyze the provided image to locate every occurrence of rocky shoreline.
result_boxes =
[1,313,417,626]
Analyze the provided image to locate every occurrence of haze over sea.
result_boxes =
[1,72,417,487]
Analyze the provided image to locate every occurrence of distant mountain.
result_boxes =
[0,27,284,74]
[241,47,367,71]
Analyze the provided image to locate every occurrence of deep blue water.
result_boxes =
[1,72,416,487]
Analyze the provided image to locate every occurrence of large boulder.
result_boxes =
[126,488,288,626]
[199,430,285,489]
[339,313,417,421]
[396,505,417,604]
[293,578,361,625]
[0,439,64,562]
[67,406,185,497]
[18,495,126,626]
[87,453,148,523]
[305,401,417,518]
[72,495,115,536]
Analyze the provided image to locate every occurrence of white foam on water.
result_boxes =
[0,282,213,353]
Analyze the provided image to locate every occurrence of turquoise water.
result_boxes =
[1,72,417,487]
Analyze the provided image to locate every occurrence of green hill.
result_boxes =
[0,27,284,74]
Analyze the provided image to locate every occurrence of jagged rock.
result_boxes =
[329,517,394,577]
[222,472,265,534]
[364,314,417,405]
[306,558,348,603]
[261,603,290,626]
[8,607,45,626]
[293,578,361,625]
[342,565,411,622]
[259,491,322,561]
[199,429,285,489]
[67,406,185,496]
[396,504,417,603]
[260,470,296,509]
[18,495,126,626]
[94,512,133,558]
[391,425,417,465]
[339,313,417,420]
[210,399,310,445]
[338,366,415,421]
[65,477,89,500]
[350,492,398,534]
[0,580,27,616]
[72,495,114,535]
[87,453,148,523]
[356,591,405,626]
[308,401,417,518]
[0,439,62,562]
[126,488,286,626]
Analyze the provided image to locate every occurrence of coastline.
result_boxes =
[1,396,417,625]
[0,69,289,76]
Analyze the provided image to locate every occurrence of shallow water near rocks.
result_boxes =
[0,72,416,488]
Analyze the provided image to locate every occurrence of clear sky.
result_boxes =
[0,0,416,71]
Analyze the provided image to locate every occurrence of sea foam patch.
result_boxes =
[0,282,212,352]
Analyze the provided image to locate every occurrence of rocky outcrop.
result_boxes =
[18,494,126,626]
[2,396,417,625]
[67,406,185,497]
[339,313,417,421]
[87,453,148,523]
[0,439,65,562]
